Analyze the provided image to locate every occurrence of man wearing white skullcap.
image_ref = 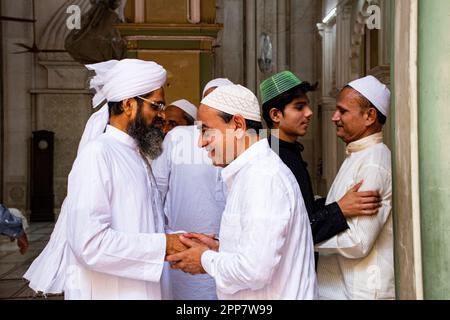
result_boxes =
[166,84,317,300]
[161,99,197,135]
[315,75,394,300]
[24,59,189,300]
[151,82,229,300]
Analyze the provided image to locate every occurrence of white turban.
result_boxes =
[348,75,391,117]
[169,99,197,120]
[202,78,234,97]
[78,59,167,154]
[201,84,262,122]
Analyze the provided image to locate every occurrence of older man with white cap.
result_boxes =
[315,75,394,300]
[166,84,317,300]
[24,59,188,300]
[151,81,230,300]
[161,99,198,135]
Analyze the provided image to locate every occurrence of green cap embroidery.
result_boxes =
[260,71,303,105]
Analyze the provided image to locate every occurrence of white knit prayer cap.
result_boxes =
[169,99,198,120]
[348,75,391,117]
[200,84,262,122]
[78,59,167,154]
[202,78,234,97]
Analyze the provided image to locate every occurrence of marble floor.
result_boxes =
[0,222,63,300]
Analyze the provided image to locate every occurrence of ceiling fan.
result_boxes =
[0,16,35,23]
[10,0,66,54]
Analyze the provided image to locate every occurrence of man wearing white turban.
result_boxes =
[166,84,317,300]
[24,59,188,300]
[315,75,394,300]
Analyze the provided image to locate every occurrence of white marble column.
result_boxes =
[319,97,339,190]
[336,4,352,89]
[317,21,340,190]
[317,23,336,97]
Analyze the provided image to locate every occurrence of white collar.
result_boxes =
[221,138,270,190]
[105,125,138,150]
[346,132,383,155]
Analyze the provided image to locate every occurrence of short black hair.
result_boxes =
[107,91,153,116]
[218,111,263,132]
[343,85,387,125]
[108,100,124,116]
[262,81,318,128]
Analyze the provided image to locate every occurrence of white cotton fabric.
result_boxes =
[200,139,317,300]
[152,125,226,300]
[78,59,167,154]
[169,99,198,120]
[202,78,234,97]
[201,84,262,122]
[24,126,168,300]
[348,75,391,117]
[315,132,394,300]
[9,208,28,230]
[77,104,109,155]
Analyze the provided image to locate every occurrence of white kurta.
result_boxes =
[201,139,317,300]
[152,125,225,300]
[315,132,394,300]
[24,125,167,300]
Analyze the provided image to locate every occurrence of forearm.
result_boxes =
[310,200,349,244]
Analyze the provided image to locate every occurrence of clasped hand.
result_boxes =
[165,233,219,275]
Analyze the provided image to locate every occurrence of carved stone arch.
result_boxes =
[38,0,91,62]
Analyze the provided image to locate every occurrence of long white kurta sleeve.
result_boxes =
[315,164,392,259]
[201,176,292,295]
[66,142,166,282]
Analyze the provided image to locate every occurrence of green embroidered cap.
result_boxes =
[259,71,303,105]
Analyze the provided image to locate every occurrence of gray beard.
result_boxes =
[127,109,164,160]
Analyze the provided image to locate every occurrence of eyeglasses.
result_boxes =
[137,96,166,111]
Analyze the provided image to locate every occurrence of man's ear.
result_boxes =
[122,98,136,117]
[365,108,378,126]
[233,114,246,130]
[233,115,247,139]
[269,108,282,125]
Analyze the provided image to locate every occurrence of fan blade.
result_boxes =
[40,49,67,53]
[14,43,32,50]
[13,50,32,54]
[0,16,36,23]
